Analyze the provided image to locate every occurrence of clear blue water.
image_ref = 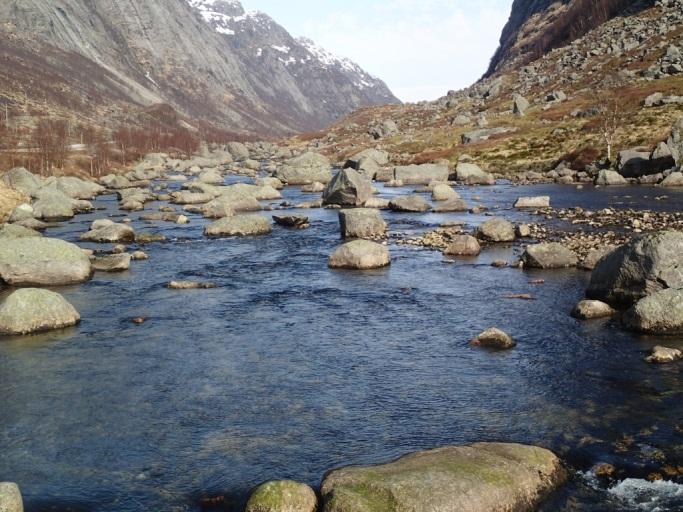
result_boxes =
[1,180,682,511]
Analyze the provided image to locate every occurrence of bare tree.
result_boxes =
[596,90,622,164]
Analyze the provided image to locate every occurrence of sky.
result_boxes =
[241,0,513,103]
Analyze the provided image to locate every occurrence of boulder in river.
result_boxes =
[595,170,628,186]
[81,222,135,243]
[433,198,468,212]
[321,443,565,512]
[587,231,683,306]
[571,300,615,320]
[32,189,77,220]
[394,164,449,185]
[338,209,387,239]
[322,169,373,207]
[476,218,515,242]
[454,163,495,185]
[471,328,516,349]
[168,281,217,290]
[273,215,310,229]
[514,196,550,208]
[204,215,272,237]
[431,184,459,201]
[245,480,317,512]
[0,237,92,286]
[328,240,390,270]
[389,195,431,213]
[275,152,332,185]
[0,224,42,240]
[92,254,132,272]
[661,172,683,187]
[623,287,683,334]
[0,482,23,512]
[0,288,80,335]
[522,243,578,269]
[646,346,683,364]
[443,235,481,256]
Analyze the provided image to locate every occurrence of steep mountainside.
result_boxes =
[486,0,655,76]
[0,0,398,136]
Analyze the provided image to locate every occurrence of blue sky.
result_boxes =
[241,0,513,102]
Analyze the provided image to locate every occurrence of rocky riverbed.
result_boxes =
[1,145,683,511]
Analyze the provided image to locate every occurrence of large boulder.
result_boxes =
[0,288,80,335]
[80,222,135,243]
[92,253,132,272]
[245,481,317,512]
[0,482,23,512]
[0,237,92,286]
[616,149,672,178]
[1,167,41,195]
[394,164,449,185]
[339,209,387,239]
[431,184,459,201]
[522,243,578,269]
[587,231,683,306]
[444,235,481,256]
[226,141,250,161]
[346,148,390,168]
[328,240,390,270]
[595,170,628,186]
[204,215,272,237]
[321,443,565,512]
[276,152,332,185]
[53,176,104,199]
[31,189,77,220]
[455,163,495,185]
[368,120,398,140]
[100,174,132,189]
[623,288,683,334]
[661,172,683,187]
[389,195,431,213]
[513,94,530,115]
[0,224,41,240]
[666,117,683,165]
[323,169,373,207]
[433,198,468,212]
[477,218,515,242]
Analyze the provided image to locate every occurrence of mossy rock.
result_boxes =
[321,443,566,512]
[0,288,80,335]
[245,480,317,512]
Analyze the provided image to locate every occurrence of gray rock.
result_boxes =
[100,174,132,190]
[595,170,628,186]
[245,480,317,512]
[624,287,683,334]
[522,243,578,269]
[431,184,459,201]
[81,223,135,243]
[328,240,390,269]
[321,443,565,512]
[168,281,217,290]
[394,164,449,185]
[2,167,41,195]
[54,176,104,199]
[587,231,683,306]
[571,300,615,320]
[389,195,431,213]
[0,288,80,335]
[226,142,250,161]
[345,148,390,168]
[171,191,215,205]
[323,169,373,207]
[617,149,669,178]
[477,218,515,242]
[513,93,530,115]
[273,215,310,229]
[646,346,683,364]
[276,152,332,185]
[92,253,132,272]
[661,172,683,186]
[32,189,77,220]
[8,203,34,223]
[0,224,42,240]
[338,209,387,239]
[0,237,92,286]
[462,127,514,144]
[514,196,550,208]
[433,198,468,212]
[444,235,481,256]
[579,246,616,271]
[667,117,683,165]
[198,169,224,185]
[368,120,398,139]
[455,163,495,185]
[204,214,272,237]
[0,482,23,512]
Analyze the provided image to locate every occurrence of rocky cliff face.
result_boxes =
[486,0,655,76]
[0,0,398,136]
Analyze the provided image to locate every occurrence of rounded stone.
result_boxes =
[0,482,23,512]
[245,480,317,512]
[443,235,481,256]
[204,215,272,237]
[0,289,80,335]
[477,218,516,242]
[328,240,391,270]
[471,328,516,350]
[571,300,615,320]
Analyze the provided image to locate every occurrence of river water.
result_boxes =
[1,179,682,511]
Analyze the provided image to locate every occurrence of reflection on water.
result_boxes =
[1,181,682,511]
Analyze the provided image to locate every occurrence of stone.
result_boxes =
[646,346,683,364]
[0,288,80,335]
[275,152,332,185]
[0,224,42,240]
[388,195,431,213]
[168,281,217,290]
[204,215,272,237]
[368,120,398,139]
[444,235,481,256]
[471,328,516,349]
[255,177,284,190]
[81,223,135,243]
[432,184,459,201]
[363,197,390,209]
[338,209,387,239]
[587,231,683,306]
[198,169,224,185]
[579,246,616,271]
[54,176,104,199]
[346,148,390,168]
[394,164,449,185]
[135,232,166,244]
[321,443,564,512]
[7,203,34,223]
[92,253,131,272]
[595,170,628,186]
[617,149,669,178]
[432,198,468,212]
[171,191,215,205]
[462,127,515,144]
[328,240,390,270]
[100,174,132,189]
[514,196,550,208]
[513,93,530,115]
[477,218,515,242]
[245,480,317,512]
[131,251,148,261]
[0,482,23,512]
[661,172,683,186]
[0,237,92,286]
[2,167,41,195]
[455,163,495,185]
[226,141,250,161]
[571,300,615,320]
[516,224,532,238]
[32,189,76,220]
[273,215,310,229]
[522,243,578,269]
[301,182,325,193]
[667,117,683,165]
[322,169,373,207]
[624,288,683,334]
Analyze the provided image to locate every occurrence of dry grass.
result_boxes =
[0,181,28,222]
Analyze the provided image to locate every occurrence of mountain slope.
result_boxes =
[0,0,398,136]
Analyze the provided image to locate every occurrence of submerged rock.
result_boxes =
[571,300,615,320]
[477,218,515,242]
[338,209,387,239]
[273,215,310,229]
[245,480,317,512]
[168,281,217,290]
[0,237,92,286]
[321,443,565,512]
[328,240,390,270]
[646,346,683,364]
[0,289,80,335]
[623,288,683,334]
[587,231,683,306]
[0,482,23,512]
[92,254,131,272]
[471,328,516,350]
[522,243,578,269]
[204,215,272,237]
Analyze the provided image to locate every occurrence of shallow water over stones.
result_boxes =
[1,179,682,511]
